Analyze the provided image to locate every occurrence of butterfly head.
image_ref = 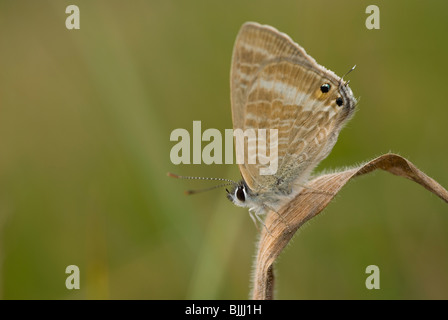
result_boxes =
[226,180,252,208]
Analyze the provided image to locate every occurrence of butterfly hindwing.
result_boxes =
[230,22,357,197]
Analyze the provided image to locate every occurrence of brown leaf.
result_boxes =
[251,153,448,300]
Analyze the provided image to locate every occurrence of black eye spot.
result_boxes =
[320,83,331,93]
[336,97,343,106]
[236,186,245,202]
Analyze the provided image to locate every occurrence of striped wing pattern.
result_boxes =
[231,22,356,195]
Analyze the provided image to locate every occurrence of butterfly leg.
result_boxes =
[248,208,259,230]
[263,203,291,233]
[295,183,335,196]
[250,207,272,236]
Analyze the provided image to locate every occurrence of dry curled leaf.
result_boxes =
[251,153,448,300]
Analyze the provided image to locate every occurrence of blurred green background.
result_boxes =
[0,0,447,299]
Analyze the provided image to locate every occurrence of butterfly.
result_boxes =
[225,22,357,227]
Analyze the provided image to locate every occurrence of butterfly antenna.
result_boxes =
[167,172,238,195]
[184,181,237,195]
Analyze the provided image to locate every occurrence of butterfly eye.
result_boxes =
[336,97,343,106]
[320,83,331,93]
[236,186,246,202]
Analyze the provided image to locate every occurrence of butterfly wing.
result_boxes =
[230,22,356,194]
